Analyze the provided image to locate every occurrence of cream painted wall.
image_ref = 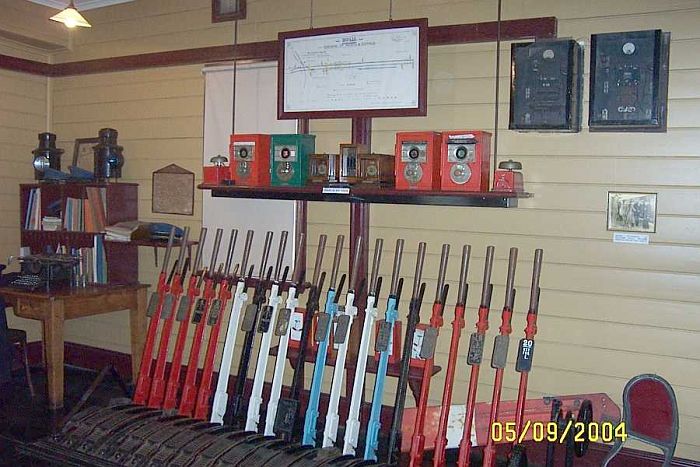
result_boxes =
[0,39,48,341]
[2,0,699,459]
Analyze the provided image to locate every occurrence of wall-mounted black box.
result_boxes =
[509,39,583,132]
[589,29,670,132]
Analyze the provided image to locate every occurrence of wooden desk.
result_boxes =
[0,284,148,410]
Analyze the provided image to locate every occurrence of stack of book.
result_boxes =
[105,220,143,242]
[75,236,108,284]
[41,217,62,231]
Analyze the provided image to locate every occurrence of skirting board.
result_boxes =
[25,340,696,466]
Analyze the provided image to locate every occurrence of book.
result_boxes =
[105,220,144,242]
[25,188,42,230]
[24,188,35,229]
[86,187,107,232]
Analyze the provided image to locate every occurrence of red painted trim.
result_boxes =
[427,17,557,45]
[0,17,556,78]
[0,54,51,76]
[50,41,278,77]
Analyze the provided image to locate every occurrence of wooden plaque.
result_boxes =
[152,164,194,215]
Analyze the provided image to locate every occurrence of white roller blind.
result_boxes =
[202,62,297,271]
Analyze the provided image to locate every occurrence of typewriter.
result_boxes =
[8,254,78,292]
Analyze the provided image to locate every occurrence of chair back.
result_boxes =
[624,373,679,451]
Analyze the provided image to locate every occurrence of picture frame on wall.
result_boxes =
[211,0,246,23]
[607,191,657,233]
[71,138,99,173]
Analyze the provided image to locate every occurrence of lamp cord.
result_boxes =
[310,0,314,29]
[231,20,238,138]
[493,0,502,169]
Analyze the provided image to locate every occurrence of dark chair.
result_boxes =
[7,328,35,398]
[602,373,678,467]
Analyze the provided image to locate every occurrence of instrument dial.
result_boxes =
[450,163,472,185]
[403,163,423,185]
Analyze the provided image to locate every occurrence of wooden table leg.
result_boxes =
[129,287,148,382]
[43,299,65,411]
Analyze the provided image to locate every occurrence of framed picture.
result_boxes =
[607,191,657,233]
[72,138,99,172]
[278,18,428,119]
[211,0,246,23]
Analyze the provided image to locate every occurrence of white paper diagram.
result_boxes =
[283,26,420,113]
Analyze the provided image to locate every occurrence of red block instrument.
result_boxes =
[133,227,177,405]
[147,227,191,408]
[162,228,207,412]
[409,244,451,467]
[395,131,442,191]
[178,228,225,417]
[193,229,241,420]
[482,247,519,467]
[434,245,472,467]
[439,130,491,192]
[457,245,495,466]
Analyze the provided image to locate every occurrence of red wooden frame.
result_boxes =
[277,18,429,120]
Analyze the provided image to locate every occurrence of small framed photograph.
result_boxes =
[607,191,657,233]
[72,138,99,172]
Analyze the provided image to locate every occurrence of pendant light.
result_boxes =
[50,1,92,28]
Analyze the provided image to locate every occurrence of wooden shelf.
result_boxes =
[104,239,198,248]
[200,183,530,208]
[20,182,138,285]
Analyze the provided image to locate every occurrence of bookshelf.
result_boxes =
[19,182,139,285]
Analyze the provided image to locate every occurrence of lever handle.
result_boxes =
[435,243,450,303]
[390,239,404,295]
[411,242,427,300]
[161,226,177,274]
[209,228,224,273]
[223,229,238,276]
[240,230,254,275]
[176,227,191,275]
[529,249,544,313]
[192,228,207,273]
[329,234,345,288]
[258,231,274,278]
[457,244,471,306]
[369,238,383,295]
[274,231,289,281]
[349,236,363,292]
[312,234,327,287]
[505,247,518,309]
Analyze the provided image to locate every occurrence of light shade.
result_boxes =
[50,2,91,28]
